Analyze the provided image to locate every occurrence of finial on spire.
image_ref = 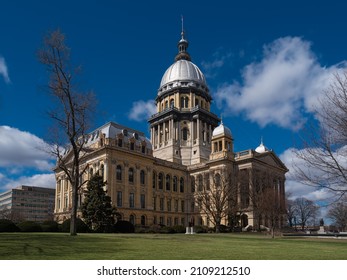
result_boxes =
[181,15,185,39]
[175,15,191,61]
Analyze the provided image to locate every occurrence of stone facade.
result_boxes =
[54,31,288,230]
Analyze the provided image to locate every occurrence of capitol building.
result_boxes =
[54,29,288,230]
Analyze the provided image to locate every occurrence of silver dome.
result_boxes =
[158,60,209,96]
[212,123,232,138]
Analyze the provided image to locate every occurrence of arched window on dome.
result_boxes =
[170,99,174,108]
[165,100,168,109]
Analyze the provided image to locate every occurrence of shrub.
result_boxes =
[194,225,209,233]
[0,219,19,232]
[170,225,186,233]
[61,218,89,233]
[17,221,42,232]
[41,221,60,232]
[114,220,135,233]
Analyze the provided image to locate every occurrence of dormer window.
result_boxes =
[130,142,135,151]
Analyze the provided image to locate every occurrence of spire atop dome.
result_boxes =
[255,137,269,153]
[175,16,191,61]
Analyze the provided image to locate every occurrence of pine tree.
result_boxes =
[81,174,117,232]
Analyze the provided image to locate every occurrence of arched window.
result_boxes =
[152,171,157,189]
[116,165,122,181]
[180,177,184,193]
[170,99,174,108]
[100,164,104,180]
[158,173,163,189]
[205,173,210,190]
[89,168,93,176]
[215,173,221,188]
[173,176,178,192]
[182,128,188,141]
[184,97,189,108]
[180,97,184,108]
[191,176,195,193]
[198,174,203,191]
[165,100,168,109]
[166,174,171,191]
[129,168,134,183]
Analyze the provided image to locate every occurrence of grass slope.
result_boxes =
[0,233,346,260]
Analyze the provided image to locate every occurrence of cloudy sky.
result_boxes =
[1,0,346,215]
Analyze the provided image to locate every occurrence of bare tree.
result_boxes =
[195,168,238,233]
[294,72,347,197]
[286,198,297,228]
[38,30,95,235]
[327,197,347,231]
[293,197,319,230]
[257,188,284,238]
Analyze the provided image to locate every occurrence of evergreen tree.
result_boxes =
[81,174,117,232]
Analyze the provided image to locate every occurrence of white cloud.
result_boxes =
[1,173,55,191]
[128,100,156,122]
[0,126,54,171]
[215,36,347,131]
[280,147,340,202]
[0,56,10,83]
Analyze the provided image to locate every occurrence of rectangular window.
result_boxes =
[117,191,122,207]
[140,194,145,209]
[153,196,156,210]
[159,216,164,225]
[181,200,185,212]
[174,200,178,212]
[160,198,164,211]
[129,193,134,208]
[167,199,171,212]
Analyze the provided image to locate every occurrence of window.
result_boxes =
[118,138,122,147]
[167,199,171,212]
[152,171,157,189]
[170,99,174,108]
[166,174,171,191]
[165,100,168,109]
[181,218,185,226]
[182,128,188,141]
[198,175,203,191]
[174,217,178,226]
[191,176,195,193]
[140,194,145,209]
[191,201,195,212]
[174,200,178,212]
[140,170,145,185]
[141,145,146,154]
[129,168,134,183]
[130,142,135,150]
[153,196,157,210]
[116,165,122,181]
[167,217,172,226]
[159,198,164,211]
[129,193,134,208]
[117,191,122,207]
[158,173,163,189]
[205,173,210,190]
[141,215,146,226]
[180,177,184,193]
[181,200,185,212]
[159,216,164,225]
[215,173,221,188]
[173,176,178,192]
[129,214,135,225]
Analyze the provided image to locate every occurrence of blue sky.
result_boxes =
[1,0,346,213]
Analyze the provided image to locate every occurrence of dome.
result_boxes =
[159,60,207,94]
[212,122,232,138]
[255,140,269,153]
[157,29,209,97]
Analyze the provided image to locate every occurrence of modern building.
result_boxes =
[54,29,288,229]
[0,185,55,222]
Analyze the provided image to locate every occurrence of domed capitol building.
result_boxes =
[54,29,288,230]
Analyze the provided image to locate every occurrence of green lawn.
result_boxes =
[0,232,346,260]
